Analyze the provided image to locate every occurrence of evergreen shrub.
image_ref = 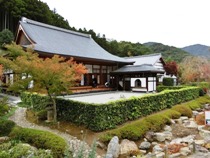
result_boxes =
[20,87,200,131]
[0,119,15,136]
[157,85,186,92]
[162,77,174,86]
[9,127,67,158]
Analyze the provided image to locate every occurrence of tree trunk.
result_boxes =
[52,97,57,122]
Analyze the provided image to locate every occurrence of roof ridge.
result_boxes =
[124,53,161,59]
[21,17,91,38]
[125,64,153,67]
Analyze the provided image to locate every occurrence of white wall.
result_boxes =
[148,77,156,91]
[131,78,146,87]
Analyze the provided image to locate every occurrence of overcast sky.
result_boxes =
[41,0,210,48]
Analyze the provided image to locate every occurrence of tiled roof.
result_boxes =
[19,18,133,64]
[124,53,162,65]
[111,64,164,74]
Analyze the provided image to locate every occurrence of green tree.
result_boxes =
[0,29,14,48]
[0,43,87,122]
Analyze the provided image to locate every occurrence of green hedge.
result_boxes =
[10,127,67,158]
[163,77,174,86]
[99,96,210,143]
[20,92,50,111]
[20,87,200,131]
[157,85,186,92]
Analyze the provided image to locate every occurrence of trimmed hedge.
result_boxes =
[157,85,186,92]
[20,87,200,131]
[9,127,67,158]
[99,96,210,143]
[163,77,174,86]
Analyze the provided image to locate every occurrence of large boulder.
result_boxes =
[105,136,120,158]
[120,139,138,155]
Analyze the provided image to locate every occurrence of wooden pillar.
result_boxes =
[146,76,148,92]
[123,75,125,91]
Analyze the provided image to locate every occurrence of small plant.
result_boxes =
[9,127,67,157]
[0,119,16,136]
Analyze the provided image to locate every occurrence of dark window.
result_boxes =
[135,79,141,87]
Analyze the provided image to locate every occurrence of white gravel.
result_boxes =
[61,91,145,104]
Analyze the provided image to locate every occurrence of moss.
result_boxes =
[161,109,181,119]
[172,104,192,118]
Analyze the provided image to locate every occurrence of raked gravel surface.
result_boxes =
[9,107,101,158]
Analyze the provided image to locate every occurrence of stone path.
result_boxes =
[9,107,101,158]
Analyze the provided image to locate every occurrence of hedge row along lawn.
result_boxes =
[20,87,200,131]
[99,95,210,143]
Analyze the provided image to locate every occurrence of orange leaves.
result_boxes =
[0,43,87,95]
[179,56,210,83]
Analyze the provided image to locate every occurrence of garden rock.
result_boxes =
[180,116,189,121]
[169,153,181,158]
[183,121,198,128]
[164,125,172,132]
[105,136,120,158]
[120,139,138,155]
[96,141,106,149]
[180,146,191,156]
[139,141,151,150]
[163,131,173,141]
[194,140,205,145]
[195,144,209,153]
[153,144,164,152]
[0,136,9,143]
[156,152,165,158]
[155,133,165,142]
[145,131,155,142]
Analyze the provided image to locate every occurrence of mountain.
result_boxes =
[143,42,190,63]
[182,44,210,58]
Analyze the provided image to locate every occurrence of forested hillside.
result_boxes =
[0,0,189,62]
[182,44,210,58]
[144,42,190,62]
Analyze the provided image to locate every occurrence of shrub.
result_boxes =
[9,127,67,157]
[172,105,192,118]
[156,85,186,92]
[160,109,181,119]
[144,114,171,131]
[0,119,15,136]
[99,96,210,142]
[162,77,174,86]
[0,97,9,116]
[36,109,47,120]
[21,87,200,131]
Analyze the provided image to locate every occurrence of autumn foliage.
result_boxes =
[164,61,178,76]
[179,56,210,83]
[0,43,87,121]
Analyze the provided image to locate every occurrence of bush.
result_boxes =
[21,87,200,131]
[162,77,174,86]
[0,119,15,136]
[9,127,67,158]
[36,110,47,120]
[0,97,9,116]
[156,85,186,92]
[172,105,192,118]
[0,142,54,158]
[144,114,170,131]
[160,109,181,119]
[99,96,210,142]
